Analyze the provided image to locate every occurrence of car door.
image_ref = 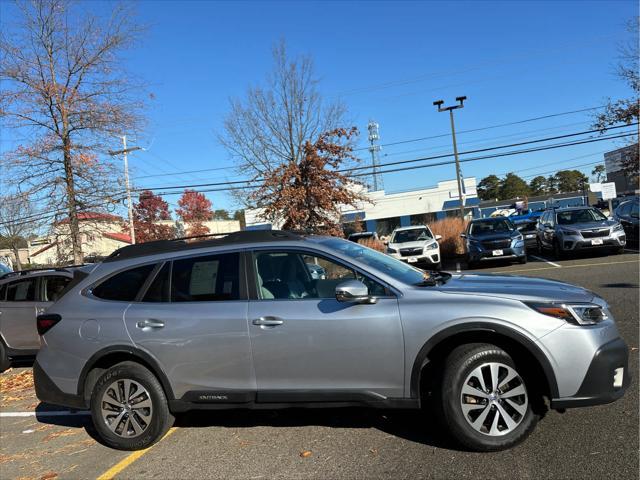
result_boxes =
[540,212,556,248]
[123,252,254,401]
[617,203,633,238]
[0,277,39,350]
[247,249,404,401]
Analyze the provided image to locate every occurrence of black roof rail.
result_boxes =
[104,230,305,263]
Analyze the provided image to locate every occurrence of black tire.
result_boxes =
[536,238,543,255]
[438,343,539,451]
[90,361,174,451]
[467,257,476,270]
[0,341,10,373]
[553,240,564,260]
[433,262,442,271]
[614,246,624,255]
[518,255,527,264]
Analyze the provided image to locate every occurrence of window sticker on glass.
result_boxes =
[189,260,219,295]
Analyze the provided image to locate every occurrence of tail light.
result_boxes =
[37,314,61,335]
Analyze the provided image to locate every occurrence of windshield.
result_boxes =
[318,237,426,285]
[469,219,514,235]
[557,208,607,225]
[391,227,433,243]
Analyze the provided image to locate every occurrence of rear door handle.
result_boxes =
[252,316,284,327]
[136,319,165,330]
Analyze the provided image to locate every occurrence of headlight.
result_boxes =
[513,234,523,241]
[613,223,623,232]
[525,302,608,325]
[560,228,579,236]
[426,242,438,250]
[386,247,397,254]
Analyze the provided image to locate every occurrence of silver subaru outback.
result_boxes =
[33,231,629,451]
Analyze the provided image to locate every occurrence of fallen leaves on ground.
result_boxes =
[0,370,34,392]
[40,472,58,480]
[299,450,313,458]
[42,429,79,443]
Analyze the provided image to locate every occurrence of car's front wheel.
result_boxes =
[439,343,539,451]
[90,361,174,451]
[0,341,10,373]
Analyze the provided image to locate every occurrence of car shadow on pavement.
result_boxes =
[601,282,638,289]
[33,403,103,442]
[173,407,459,450]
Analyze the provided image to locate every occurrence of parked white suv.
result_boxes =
[386,225,441,269]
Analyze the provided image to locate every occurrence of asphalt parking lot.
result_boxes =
[1,249,638,479]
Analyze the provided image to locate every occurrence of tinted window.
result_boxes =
[617,203,631,217]
[6,279,36,301]
[557,208,607,225]
[469,219,514,235]
[0,283,6,301]
[93,264,156,301]
[42,276,72,301]
[143,263,171,302]
[171,253,239,302]
[391,228,433,243]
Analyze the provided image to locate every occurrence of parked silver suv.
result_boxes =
[34,231,629,451]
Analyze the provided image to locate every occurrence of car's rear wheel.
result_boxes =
[439,343,538,451]
[518,255,527,264]
[0,341,10,373]
[90,361,174,451]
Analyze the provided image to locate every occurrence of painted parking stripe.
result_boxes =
[495,259,638,274]
[0,411,90,417]
[96,427,177,480]
[529,255,561,268]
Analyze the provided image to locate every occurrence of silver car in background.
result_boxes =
[33,231,629,452]
[536,207,626,258]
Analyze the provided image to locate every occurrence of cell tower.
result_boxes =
[367,120,383,191]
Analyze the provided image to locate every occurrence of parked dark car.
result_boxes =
[613,198,639,243]
[514,219,539,250]
[347,231,378,243]
[536,207,626,258]
[461,217,526,268]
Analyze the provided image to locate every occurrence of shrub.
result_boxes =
[429,217,469,257]
[357,237,386,253]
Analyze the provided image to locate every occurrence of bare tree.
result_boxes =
[0,0,146,263]
[219,41,347,206]
[0,194,38,271]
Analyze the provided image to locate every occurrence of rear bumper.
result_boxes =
[33,359,87,410]
[550,338,630,409]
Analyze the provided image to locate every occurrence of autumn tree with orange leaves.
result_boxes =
[176,189,213,237]
[251,128,367,236]
[133,191,174,243]
[0,1,145,263]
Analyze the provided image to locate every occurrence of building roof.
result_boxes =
[31,242,57,257]
[103,232,132,244]
[55,212,123,225]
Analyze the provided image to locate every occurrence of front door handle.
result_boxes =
[136,319,165,330]
[252,316,284,327]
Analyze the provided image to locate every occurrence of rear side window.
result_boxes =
[171,252,239,302]
[143,263,171,302]
[6,279,36,301]
[42,276,72,302]
[92,264,156,301]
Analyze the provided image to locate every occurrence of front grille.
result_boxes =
[481,239,511,249]
[581,228,610,238]
[399,247,423,257]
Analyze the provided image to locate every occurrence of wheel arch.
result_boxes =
[78,345,175,404]
[410,322,559,401]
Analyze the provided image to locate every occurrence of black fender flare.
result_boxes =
[409,322,559,399]
[77,345,175,401]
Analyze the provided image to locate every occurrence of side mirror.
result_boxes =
[460,233,467,238]
[335,279,377,304]
[435,234,442,241]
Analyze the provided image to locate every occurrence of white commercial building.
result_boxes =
[245,177,478,236]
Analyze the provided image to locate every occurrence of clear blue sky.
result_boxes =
[2,0,638,214]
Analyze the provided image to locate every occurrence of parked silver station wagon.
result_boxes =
[34,231,629,451]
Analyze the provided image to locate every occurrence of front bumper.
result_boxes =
[559,231,626,251]
[33,359,88,410]
[468,243,526,262]
[550,338,630,409]
[389,252,440,265]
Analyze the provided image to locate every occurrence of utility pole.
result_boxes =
[367,120,383,191]
[109,136,141,245]
[433,96,467,219]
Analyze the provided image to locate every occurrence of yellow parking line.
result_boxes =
[96,427,177,480]
[489,259,639,274]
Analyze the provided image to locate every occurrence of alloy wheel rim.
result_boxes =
[101,379,153,438]
[460,362,528,436]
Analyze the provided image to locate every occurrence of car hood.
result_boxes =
[437,273,596,303]
[558,220,617,230]
[389,240,437,249]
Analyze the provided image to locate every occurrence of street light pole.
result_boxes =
[109,136,141,245]
[434,96,467,219]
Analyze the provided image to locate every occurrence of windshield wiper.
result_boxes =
[415,270,452,286]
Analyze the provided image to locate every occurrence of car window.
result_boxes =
[6,278,36,302]
[557,209,607,225]
[391,228,432,243]
[617,203,630,217]
[469,219,513,235]
[0,283,7,301]
[42,275,72,302]
[631,203,639,218]
[92,264,157,302]
[171,252,239,302]
[142,262,171,302]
